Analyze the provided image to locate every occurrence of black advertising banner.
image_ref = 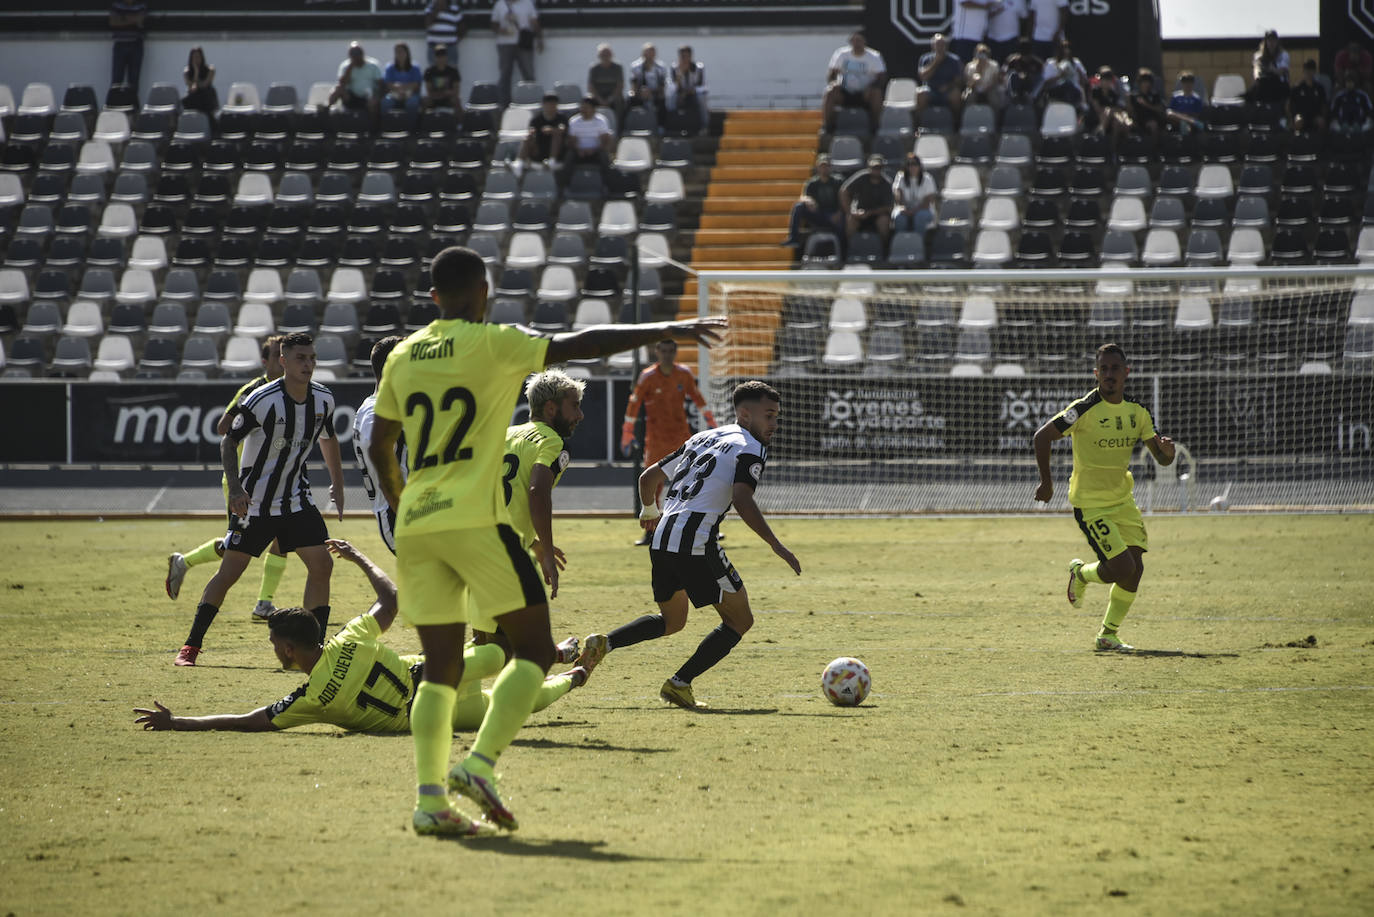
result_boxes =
[865,0,1160,79]
[1161,376,1374,457]
[0,385,68,463]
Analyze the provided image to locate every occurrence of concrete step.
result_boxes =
[714,149,817,167]
[710,164,813,182]
[699,195,797,212]
[690,243,796,262]
[718,134,822,152]
[693,228,789,245]
[698,212,791,230]
[705,180,807,196]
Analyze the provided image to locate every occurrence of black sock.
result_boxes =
[310,605,331,643]
[185,603,219,648]
[673,624,742,684]
[607,614,666,650]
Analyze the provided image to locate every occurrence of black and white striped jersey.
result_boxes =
[353,393,409,518]
[228,378,336,516]
[650,424,767,555]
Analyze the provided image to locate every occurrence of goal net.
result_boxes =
[695,266,1374,514]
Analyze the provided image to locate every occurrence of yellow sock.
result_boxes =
[469,659,544,765]
[530,673,575,715]
[183,539,221,567]
[258,552,287,603]
[411,681,457,812]
[461,643,507,683]
[1100,584,1137,635]
[1079,561,1106,584]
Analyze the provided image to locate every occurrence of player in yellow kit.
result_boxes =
[1033,343,1176,651]
[366,245,725,836]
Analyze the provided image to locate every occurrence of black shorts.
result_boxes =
[225,506,328,558]
[650,543,743,608]
[839,88,871,108]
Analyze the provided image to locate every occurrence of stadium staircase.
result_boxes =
[674,109,817,371]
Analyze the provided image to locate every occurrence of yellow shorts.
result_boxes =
[1073,500,1148,561]
[394,523,546,630]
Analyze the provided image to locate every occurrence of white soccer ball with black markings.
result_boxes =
[821,657,870,707]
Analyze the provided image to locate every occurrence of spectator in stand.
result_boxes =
[986,0,1027,63]
[917,33,964,114]
[182,46,218,116]
[822,30,887,132]
[1002,40,1044,105]
[1128,68,1166,137]
[950,0,993,66]
[1041,39,1088,96]
[1029,0,1068,61]
[667,45,710,134]
[1167,70,1204,132]
[519,92,567,172]
[382,43,423,116]
[110,0,148,98]
[891,153,938,236]
[492,0,541,108]
[1331,71,1374,136]
[563,95,614,176]
[782,154,844,248]
[587,44,626,124]
[840,155,894,246]
[422,45,462,112]
[963,43,1004,109]
[1247,29,1290,107]
[630,43,669,122]
[1088,65,1131,144]
[425,0,467,67]
[1288,59,1327,134]
[1334,40,1373,91]
[1038,58,1085,124]
[329,41,384,121]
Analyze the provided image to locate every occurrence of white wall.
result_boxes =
[0,27,855,109]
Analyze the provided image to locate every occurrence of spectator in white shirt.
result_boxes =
[1247,29,1291,107]
[891,153,938,235]
[1029,0,1068,60]
[950,0,994,66]
[963,43,1004,109]
[986,0,1027,63]
[630,43,669,122]
[823,30,888,132]
[492,0,541,107]
[563,95,614,178]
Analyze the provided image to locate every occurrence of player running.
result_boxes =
[136,541,599,837]
[366,245,725,836]
[621,338,717,544]
[164,335,295,620]
[174,332,346,666]
[1033,343,1176,651]
[586,381,801,710]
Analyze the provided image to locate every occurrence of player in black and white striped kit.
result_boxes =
[175,333,346,666]
[585,381,801,709]
[353,336,409,554]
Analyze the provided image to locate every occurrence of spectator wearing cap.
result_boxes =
[1168,70,1204,132]
[823,30,887,132]
[630,43,669,121]
[1331,70,1374,136]
[667,45,710,134]
[492,0,541,108]
[1288,59,1327,134]
[563,95,614,177]
[1335,41,1373,92]
[520,92,567,171]
[422,45,462,111]
[425,0,467,67]
[588,44,626,124]
[963,43,1004,109]
[986,0,1027,63]
[840,155,895,244]
[891,153,938,236]
[782,154,845,248]
[1129,68,1166,137]
[1247,29,1290,107]
[382,43,423,115]
[918,33,965,114]
[329,41,384,120]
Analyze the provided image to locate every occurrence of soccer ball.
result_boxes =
[821,657,871,707]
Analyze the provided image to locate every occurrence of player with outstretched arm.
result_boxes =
[365,245,725,837]
[1033,343,1176,651]
[585,381,801,709]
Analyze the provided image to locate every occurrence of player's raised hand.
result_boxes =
[668,316,728,347]
[1034,481,1053,504]
[774,543,801,575]
[134,700,174,731]
[325,538,361,563]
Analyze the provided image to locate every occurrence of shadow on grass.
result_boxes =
[448,836,688,862]
[777,706,878,716]
[1109,649,1242,659]
[510,736,672,754]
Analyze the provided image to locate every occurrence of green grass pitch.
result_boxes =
[1,515,1371,915]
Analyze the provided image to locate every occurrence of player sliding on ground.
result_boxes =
[366,245,726,837]
[1033,343,1176,651]
[164,335,296,621]
[585,381,801,709]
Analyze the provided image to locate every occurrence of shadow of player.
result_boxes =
[446,836,693,862]
[1105,649,1241,659]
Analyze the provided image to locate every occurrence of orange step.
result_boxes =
[706,180,806,196]
[698,213,793,230]
[698,195,797,212]
[718,135,822,152]
[690,243,795,261]
[693,228,789,245]
[710,165,813,182]
[714,149,817,167]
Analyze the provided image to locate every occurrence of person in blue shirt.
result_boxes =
[1168,70,1205,132]
[383,43,424,115]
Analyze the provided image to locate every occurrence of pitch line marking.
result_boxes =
[143,485,169,514]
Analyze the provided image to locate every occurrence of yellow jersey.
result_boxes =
[374,318,549,535]
[1050,389,1156,509]
[501,420,571,548]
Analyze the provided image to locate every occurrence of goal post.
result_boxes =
[695,266,1374,514]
